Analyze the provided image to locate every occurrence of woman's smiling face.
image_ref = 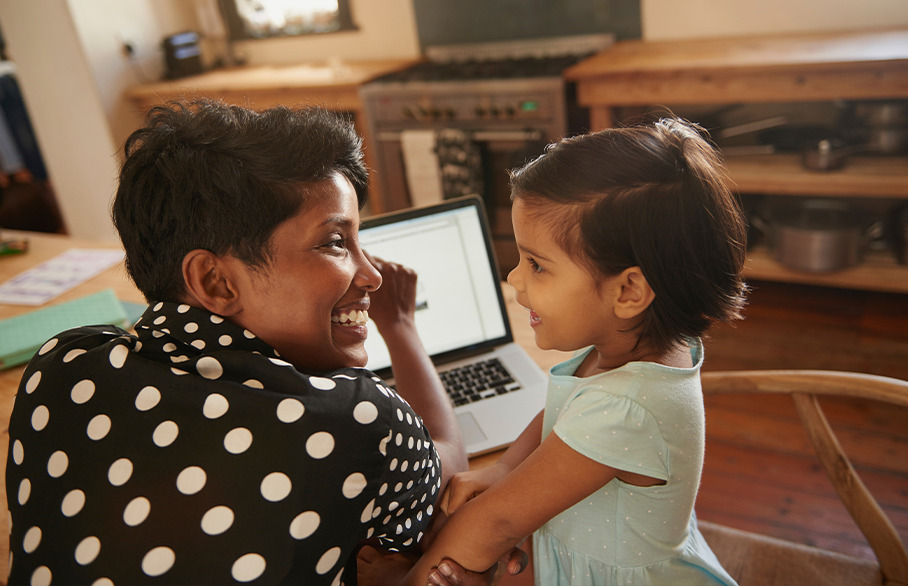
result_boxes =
[226,172,382,371]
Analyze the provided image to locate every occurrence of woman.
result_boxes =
[6,100,471,585]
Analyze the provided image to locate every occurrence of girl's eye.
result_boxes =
[528,258,544,273]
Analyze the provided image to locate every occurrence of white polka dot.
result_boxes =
[177,304,190,314]
[153,315,166,325]
[342,472,367,499]
[61,489,85,517]
[353,401,378,424]
[124,497,151,526]
[12,439,23,465]
[201,506,234,535]
[243,329,255,339]
[316,547,341,575]
[232,553,266,582]
[135,386,161,411]
[162,343,176,353]
[18,478,31,505]
[142,546,175,577]
[243,378,263,389]
[38,339,57,356]
[360,499,375,523]
[191,339,206,350]
[211,314,224,324]
[87,414,111,440]
[25,371,41,394]
[290,511,320,539]
[108,458,133,486]
[176,466,207,495]
[203,393,229,418]
[75,536,101,565]
[277,398,304,423]
[30,566,51,586]
[92,578,114,586]
[218,334,233,346]
[30,404,50,430]
[306,432,334,459]
[224,428,253,454]
[269,357,293,367]
[197,356,223,380]
[47,451,69,477]
[109,345,128,368]
[260,472,292,502]
[184,322,199,333]
[153,421,179,447]
[63,349,86,362]
[23,526,41,553]
[309,376,336,390]
[71,379,95,404]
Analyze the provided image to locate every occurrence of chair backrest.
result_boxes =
[701,370,908,586]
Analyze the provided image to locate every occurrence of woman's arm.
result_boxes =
[367,255,468,487]
[404,431,623,584]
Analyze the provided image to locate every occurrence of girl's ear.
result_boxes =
[611,266,655,320]
[182,250,243,317]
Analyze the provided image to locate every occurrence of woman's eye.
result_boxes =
[324,237,346,251]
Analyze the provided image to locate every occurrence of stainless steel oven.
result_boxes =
[359,35,612,274]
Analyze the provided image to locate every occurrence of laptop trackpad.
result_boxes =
[457,412,487,446]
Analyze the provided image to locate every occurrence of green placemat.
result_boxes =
[0,288,130,369]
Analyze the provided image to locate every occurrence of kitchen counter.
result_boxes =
[125,58,419,213]
[564,28,908,294]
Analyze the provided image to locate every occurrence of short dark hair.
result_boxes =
[112,99,368,302]
[509,118,748,354]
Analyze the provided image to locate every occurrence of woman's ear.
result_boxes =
[611,267,655,320]
[182,250,243,317]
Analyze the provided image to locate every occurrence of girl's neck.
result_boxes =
[575,340,692,377]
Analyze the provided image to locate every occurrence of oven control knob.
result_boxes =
[402,106,416,119]
[474,107,486,118]
[444,108,457,120]
[489,107,500,117]
[504,105,516,117]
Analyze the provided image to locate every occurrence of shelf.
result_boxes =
[725,154,908,199]
[745,246,908,293]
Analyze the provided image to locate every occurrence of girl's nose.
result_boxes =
[506,266,521,290]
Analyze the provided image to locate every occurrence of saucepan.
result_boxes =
[762,199,882,272]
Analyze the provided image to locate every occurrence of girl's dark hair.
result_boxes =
[112,99,368,302]
[509,118,749,354]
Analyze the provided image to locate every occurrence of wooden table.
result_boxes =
[125,59,418,214]
[0,230,568,582]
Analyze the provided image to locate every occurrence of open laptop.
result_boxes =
[359,195,547,456]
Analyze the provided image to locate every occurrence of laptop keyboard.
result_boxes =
[440,358,523,406]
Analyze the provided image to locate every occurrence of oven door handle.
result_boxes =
[377,130,544,142]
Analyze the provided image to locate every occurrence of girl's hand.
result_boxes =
[440,463,511,515]
[427,548,529,585]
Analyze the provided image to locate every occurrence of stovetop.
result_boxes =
[370,53,592,84]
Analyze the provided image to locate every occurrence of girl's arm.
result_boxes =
[403,431,622,584]
[440,410,545,515]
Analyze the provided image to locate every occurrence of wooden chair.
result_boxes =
[698,370,908,586]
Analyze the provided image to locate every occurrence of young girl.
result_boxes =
[407,118,747,585]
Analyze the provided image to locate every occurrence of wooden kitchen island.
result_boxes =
[125,58,417,213]
[565,28,908,293]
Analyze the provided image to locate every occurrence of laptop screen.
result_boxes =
[359,197,512,373]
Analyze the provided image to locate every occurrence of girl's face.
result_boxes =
[227,172,382,371]
[507,198,619,353]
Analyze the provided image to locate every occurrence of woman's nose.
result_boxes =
[355,252,382,292]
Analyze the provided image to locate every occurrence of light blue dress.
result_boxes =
[532,339,737,585]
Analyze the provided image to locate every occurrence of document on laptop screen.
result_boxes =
[360,205,507,372]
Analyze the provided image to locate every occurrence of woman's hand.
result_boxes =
[440,463,511,515]
[365,252,418,336]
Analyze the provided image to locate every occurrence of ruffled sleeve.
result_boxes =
[552,384,670,481]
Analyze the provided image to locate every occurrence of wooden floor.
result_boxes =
[697,279,908,561]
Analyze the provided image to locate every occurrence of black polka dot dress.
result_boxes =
[6,302,441,585]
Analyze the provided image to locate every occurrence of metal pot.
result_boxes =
[769,200,880,273]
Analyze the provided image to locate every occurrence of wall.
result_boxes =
[642,0,908,40]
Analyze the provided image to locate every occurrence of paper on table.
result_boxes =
[400,129,444,207]
[0,248,125,306]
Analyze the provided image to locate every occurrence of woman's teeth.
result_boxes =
[332,310,369,326]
